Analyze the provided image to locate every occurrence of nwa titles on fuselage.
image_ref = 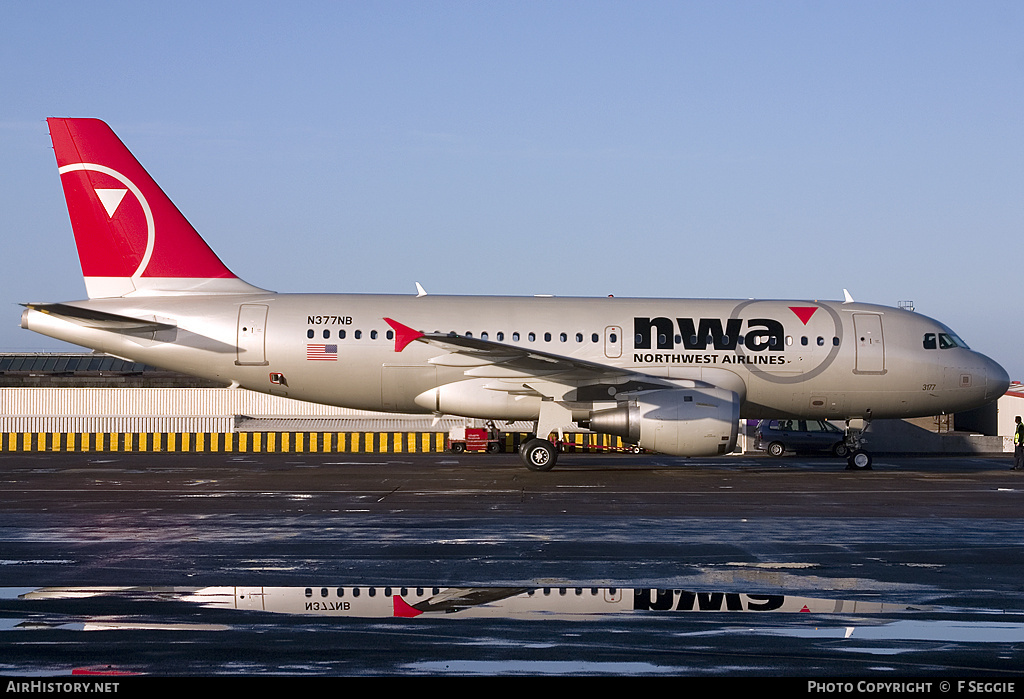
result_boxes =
[22,118,1010,471]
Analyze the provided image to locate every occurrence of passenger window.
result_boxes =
[386,330,393,340]
[307,329,314,339]
[544,332,551,342]
[371,330,378,340]
[801,336,808,346]
[592,333,599,343]
[481,332,489,340]
[497,332,504,341]
[575,333,583,343]
[512,332,520,342]
[323,329,330,339]
[817,336,824,346]
[560,333,567,342]
[529,332,536,342]
[339,329,346,339]
[354,330,362,339]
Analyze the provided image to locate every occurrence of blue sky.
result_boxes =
[2,2,1022,379]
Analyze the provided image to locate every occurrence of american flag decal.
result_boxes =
[306,344,338,361]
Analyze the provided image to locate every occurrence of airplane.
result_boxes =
[22,585,920,618]
[21,118,1010,471]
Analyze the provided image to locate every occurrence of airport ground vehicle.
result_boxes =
[754,419,850,458]
[447,425,503,453]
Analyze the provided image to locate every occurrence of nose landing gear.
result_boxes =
[843,418,872,470]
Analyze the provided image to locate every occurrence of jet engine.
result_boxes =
[584,387,739,456]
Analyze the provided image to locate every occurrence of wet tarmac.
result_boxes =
[1,451,1023,676]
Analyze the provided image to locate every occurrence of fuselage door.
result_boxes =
[604,325,622,359]
[853,313,885,374]
[236,304,269,366]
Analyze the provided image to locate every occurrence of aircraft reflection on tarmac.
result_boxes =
[20,586,919,619]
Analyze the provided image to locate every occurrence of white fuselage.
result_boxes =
[22,292,1008,424]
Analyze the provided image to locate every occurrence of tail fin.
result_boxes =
[47,118,264,298]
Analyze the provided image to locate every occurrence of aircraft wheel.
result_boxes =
[846,450,872,470]
[521,438,557,472]
[450,443,465,454]
[832,442,850,458]
[767,441,786,457]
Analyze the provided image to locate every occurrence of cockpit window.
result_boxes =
[939,332,969,349]
[925,331,970,350]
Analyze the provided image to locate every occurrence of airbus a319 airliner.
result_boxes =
[21,118,1010,470]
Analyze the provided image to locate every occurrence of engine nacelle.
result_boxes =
[586,387,739,456]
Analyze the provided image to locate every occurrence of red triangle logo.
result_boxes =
[800,605,811,612]
[393,595,422,618]
[789,307,818,325]
[384,317,425,352]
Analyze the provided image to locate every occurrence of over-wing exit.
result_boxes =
[22,118,1009,470]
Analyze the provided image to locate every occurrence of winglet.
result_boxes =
[842,289,854,304]
[384,317,424,352]
[415,282,427,297]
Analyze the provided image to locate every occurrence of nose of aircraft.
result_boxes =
[982,353,1011,401]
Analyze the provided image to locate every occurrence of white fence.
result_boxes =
[0,387,404,433]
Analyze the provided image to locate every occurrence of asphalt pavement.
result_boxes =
[1,451,1022,676]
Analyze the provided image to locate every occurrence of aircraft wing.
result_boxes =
[408,587,532,614]
[384,317,651,384]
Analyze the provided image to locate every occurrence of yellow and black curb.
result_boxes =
[0,431,628,454]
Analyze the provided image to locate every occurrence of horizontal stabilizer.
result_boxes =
[22,303,176,332]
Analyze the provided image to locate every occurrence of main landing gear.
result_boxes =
[519,437,557,472]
